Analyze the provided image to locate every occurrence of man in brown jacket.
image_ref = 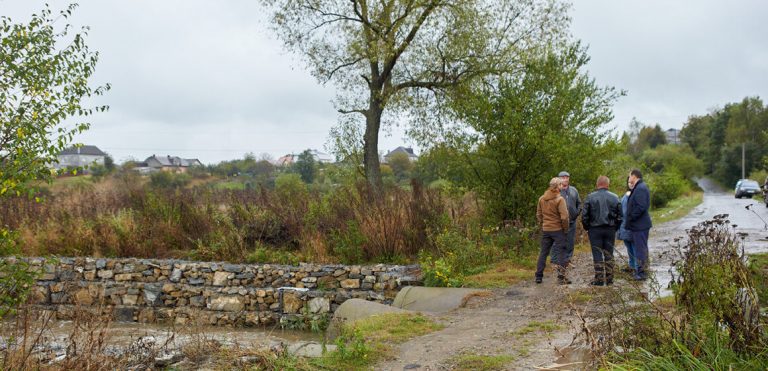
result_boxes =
[535,177,571,284]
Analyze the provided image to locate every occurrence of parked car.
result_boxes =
[735,179,761,198]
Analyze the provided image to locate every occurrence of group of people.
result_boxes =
[535,169,652,285]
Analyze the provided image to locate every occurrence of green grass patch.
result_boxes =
[214,180,246,190]
[650,191,703,224]
[463,258,536,288]
[451,353,515,371]
[653,295,676,311]
[312,313,443,370]
[567,288,595,305]
[749,253,768,302]
[351,312,444,344]
[511,320,562,336]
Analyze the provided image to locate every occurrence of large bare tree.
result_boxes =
[263,0,570,188]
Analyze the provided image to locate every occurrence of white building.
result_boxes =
[53,145,107,170]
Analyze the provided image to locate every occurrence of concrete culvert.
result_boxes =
[392,286,490,313]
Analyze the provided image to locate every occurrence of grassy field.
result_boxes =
[650,191,704,224]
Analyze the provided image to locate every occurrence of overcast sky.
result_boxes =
[2,1,767,164]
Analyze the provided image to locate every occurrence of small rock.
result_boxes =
[340,279,360,289]
[169,268,182,283]
[308,297,330,314]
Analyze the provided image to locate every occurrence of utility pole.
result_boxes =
[742,143,746,179]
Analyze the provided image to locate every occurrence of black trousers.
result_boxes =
[588,226,616,282]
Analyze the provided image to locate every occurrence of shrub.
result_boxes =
[588,216,768,369]
[150,171,191,189]
[328,221,367,264]
[648,167,689,208]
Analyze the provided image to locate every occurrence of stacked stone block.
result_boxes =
[13,257,420,327]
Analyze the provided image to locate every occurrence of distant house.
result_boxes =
[276,150,334,167]
[138,155,203,173]
[308,149,334,164]
[53,145,107,170]
[665,128,681,145]
[275,154,295,167]
[383,146,418,163]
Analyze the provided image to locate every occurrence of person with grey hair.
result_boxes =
[552,170,581,270]
[535,177,571,284]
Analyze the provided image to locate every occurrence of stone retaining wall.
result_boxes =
[14,257,421,327]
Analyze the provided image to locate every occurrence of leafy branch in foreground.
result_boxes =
[0,3,109,198]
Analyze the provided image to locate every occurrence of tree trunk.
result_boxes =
[364,101,384,190]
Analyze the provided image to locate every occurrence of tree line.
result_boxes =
[680,96,768,186]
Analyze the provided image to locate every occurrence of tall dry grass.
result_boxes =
[1,175,454,264]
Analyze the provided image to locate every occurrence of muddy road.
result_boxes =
[377,178,768,370]
[648,178,768,293]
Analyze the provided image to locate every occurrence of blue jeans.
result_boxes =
[631,229,650,277]
[623,239,637,270]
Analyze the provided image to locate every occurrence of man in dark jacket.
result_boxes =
[582,176,622,286]
[626,169,653,280]
[552,171,581,268]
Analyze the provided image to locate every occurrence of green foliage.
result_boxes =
[265,0,571,187]
[647,167,689,208]
[605,216,767,369]
[0,4,109,197]
[149,171,191,189]
[245,246,300,265]
[388,152,413,182]
[640,144,704,176]
[420,225,537,287]
[681,96,768,186]
[611,334,768,370]
[629,122,667,153]
[0,258,38,320]
[748,253,768,307]
[275,173,308,200]
[292,149,318,184]
[425,44,621,222]
[451,353,515,371]
[316,312,442,369]
[328,221,367,264]
[280,306,330,333]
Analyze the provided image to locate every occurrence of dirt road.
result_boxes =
[376,178,768,370]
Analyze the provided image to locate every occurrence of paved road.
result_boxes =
[640,178,768,294]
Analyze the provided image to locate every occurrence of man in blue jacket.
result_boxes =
[626,169,652,280]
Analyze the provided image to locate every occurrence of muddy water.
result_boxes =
[3,319,325,364]
[48,320,323,347]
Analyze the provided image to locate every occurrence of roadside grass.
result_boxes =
[511,320,562,337]
[463,258,536,288]
[650,191,703,224]
[312,313,443,370]
[748,253,768,305]
[450,353,515,371]
[653,295,676,311]
[567,288,595,306]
